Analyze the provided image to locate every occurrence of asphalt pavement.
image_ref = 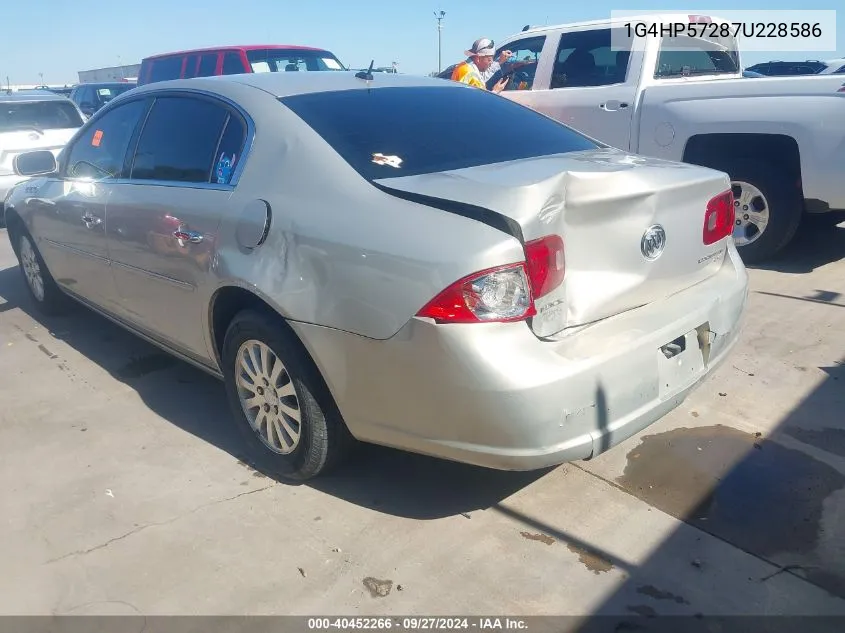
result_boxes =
[1,223,844,619]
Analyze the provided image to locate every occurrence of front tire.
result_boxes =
[719,159,803,264]
[17,231,68,316]
[221,309,353,481]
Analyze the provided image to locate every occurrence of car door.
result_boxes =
[28,97,148,311]
[503,27,640,151]
[106,92,248,361]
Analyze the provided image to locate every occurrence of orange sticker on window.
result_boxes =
[91,130,103,147]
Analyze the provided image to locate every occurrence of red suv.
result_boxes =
[138,45,346,86]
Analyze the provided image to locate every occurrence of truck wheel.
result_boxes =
[719,159,802,264]
[221,309,354,481]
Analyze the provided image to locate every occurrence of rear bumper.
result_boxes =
[292,243,749,471]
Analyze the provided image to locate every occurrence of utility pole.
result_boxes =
[434,10,446,74]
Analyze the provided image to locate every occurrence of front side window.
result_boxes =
[493,36,546,91]
[63,99,147,180]
[129,96,230,183]
[551,28,633,88]
[246,49,346,73]
[280,85,599,181]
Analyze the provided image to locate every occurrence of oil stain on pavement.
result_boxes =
[617,425,845,597]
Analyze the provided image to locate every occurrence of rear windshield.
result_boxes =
[246,49,346,73]
[0,100,84,133]
[279,86,599,180]
[96,85,135,103]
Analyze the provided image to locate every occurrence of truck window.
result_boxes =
[494,36,545,91]
[655,35,739,78]
[149,56,183,83]
[550,28,632,89]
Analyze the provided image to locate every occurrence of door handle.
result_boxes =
[173,229,204,244]
[81,212,102,229]
[600,100,629,111]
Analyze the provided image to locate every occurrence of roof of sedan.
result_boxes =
[135,71,460,98]
[0,90,73,102]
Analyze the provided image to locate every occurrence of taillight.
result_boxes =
[416,235,566,324]
[417,263,536,324]
[703,190,735,245]
[524,235,565,299]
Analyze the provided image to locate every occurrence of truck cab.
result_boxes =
[495,14,845,263]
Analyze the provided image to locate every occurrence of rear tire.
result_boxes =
[16,230,69,316]
[716,159,803,264]
[221,309,354,481]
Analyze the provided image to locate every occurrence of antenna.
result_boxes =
[355,60,375,81]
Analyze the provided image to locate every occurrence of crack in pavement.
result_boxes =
[44,484,276,565]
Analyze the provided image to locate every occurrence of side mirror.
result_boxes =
[14,150,57,177]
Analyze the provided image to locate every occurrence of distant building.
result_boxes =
[78,64,141,84]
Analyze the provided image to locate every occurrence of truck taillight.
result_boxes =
[703,190,735,245]
[688,15,713,23]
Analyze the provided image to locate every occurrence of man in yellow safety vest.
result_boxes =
[451,38,511,93]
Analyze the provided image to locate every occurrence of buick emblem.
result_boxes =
[641,224,666,261]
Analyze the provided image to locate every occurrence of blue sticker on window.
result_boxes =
[216,151,237,184]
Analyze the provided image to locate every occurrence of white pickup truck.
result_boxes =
[494,13,845,263]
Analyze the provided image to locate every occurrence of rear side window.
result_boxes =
[149,57,183,82]
[183,55,200,79]
[280,86,599,181]
[130,96,230,183]
[655,34,739,77]
[197,53,218,77]
[551,28,632,88]
[63,99,147,179]
[0,100,85,133]
[222,52,246,75]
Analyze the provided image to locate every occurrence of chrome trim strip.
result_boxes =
[107,178,234,191]
[110,259,195,290]
[44,238,110,263]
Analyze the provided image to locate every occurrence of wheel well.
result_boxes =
[208,285,344,423]
[683,134,802,193]
[209,286,283,366]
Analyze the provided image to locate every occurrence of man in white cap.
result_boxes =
[450,37,512,92]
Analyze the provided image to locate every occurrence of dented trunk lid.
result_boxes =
[377,148,733,337]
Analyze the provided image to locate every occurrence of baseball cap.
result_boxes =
[465,38,496,58]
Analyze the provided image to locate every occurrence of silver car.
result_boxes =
[3,72,748,480]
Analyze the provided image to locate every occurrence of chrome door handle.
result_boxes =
[600,100,629,111]
[173,229,203,244]
[81,212,102,229]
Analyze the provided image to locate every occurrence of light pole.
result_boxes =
[434,10,446,74]
[38,72,43,87]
